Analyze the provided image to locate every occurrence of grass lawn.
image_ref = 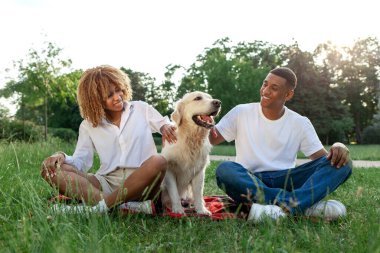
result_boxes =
[211,144,380,161]
[0,140,379,252]
[154,136,380,160]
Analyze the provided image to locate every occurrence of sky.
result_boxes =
[0,0,379,113]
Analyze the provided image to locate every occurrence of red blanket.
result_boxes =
[49,194,243,220]
[160,195,238,220]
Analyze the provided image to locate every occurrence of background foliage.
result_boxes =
[1,37,380,144]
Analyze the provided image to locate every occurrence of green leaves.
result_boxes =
[1,37,379,144]
[312,37,380,143]
[0,41,75,140]
[176,38,286,119]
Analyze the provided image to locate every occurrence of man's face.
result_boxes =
[260,73,293,110]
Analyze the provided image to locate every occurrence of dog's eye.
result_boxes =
[194,96,202,101]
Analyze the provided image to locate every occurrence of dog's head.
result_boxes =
[171,91,221,129]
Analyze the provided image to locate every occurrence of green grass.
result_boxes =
[157,144,236,156]
[297,145,380,160]
[0,140,379,252]
[213,144,380,160]
[159,143,380,160]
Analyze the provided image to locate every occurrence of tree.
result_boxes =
[145,70,174,117]
[0,42,72,140]
[314,38,380,143]
[121,67,173,116]
[0,104,10,120]
[120,67,147,101]
[159,64,181,114]
[286,43,353,144]
[48,70,82,131]
[341,37,380,143]
[177,38,286,119]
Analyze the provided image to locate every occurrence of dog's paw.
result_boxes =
[196,207,211,216]
[171,205,185,214]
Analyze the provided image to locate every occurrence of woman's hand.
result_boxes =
[161,124,177,145]
[41,152,65,178]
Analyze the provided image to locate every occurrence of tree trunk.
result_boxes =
[354,112,362,144]
[44,79,48,141]
[21,97,25,139]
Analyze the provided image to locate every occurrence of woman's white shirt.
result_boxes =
[64,101,170,175]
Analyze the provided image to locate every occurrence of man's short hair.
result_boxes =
[270,67,297,89]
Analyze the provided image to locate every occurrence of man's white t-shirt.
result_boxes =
[216,103,323,173]
[64,101,170,175]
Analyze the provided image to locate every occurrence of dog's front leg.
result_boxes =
[165,170,185,214]
[191,169,211,215]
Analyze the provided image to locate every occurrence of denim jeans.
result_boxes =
[215,156,352,214]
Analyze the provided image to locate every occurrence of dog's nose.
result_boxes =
[213,100,221,107]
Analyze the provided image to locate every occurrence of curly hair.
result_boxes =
[77,65,133,127]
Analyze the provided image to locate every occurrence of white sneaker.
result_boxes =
[51,199,109,214]
[247,203,286,223]
[305,200,346,221]
[51,204,90,214]
[119,200,155,215]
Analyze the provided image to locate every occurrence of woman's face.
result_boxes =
[104,85,124,112]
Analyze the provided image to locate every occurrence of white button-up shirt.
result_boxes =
[64,101,170,175]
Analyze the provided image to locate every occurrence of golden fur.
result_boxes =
[161,91,221,214]
[77,65,132,127]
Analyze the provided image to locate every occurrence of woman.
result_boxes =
[41,65,176,213]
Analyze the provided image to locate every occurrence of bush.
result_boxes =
[0,119,44,142]
[49,127,77,141]
[362,123,380,144]
[0,120,77,143]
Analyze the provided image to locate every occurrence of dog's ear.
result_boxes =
[171,100,184,126]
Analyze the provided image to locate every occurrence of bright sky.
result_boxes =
[1,0,379,113]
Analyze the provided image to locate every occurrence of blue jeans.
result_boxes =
[215,156,352,214]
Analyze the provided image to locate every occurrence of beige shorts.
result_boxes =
[91,167,137,196]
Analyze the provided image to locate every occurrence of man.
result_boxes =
[209,67,352,223]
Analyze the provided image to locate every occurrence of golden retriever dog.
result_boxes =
[161,91,221,215]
